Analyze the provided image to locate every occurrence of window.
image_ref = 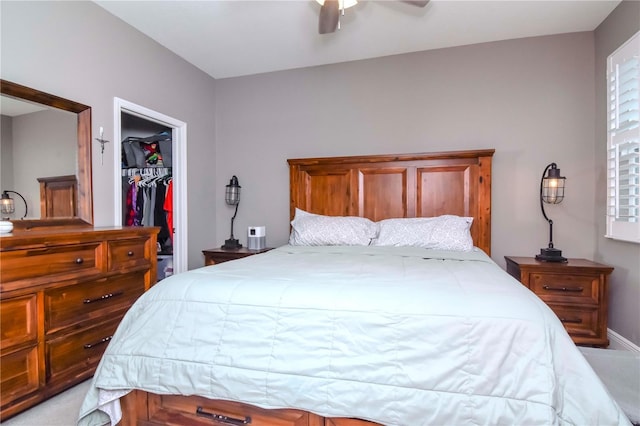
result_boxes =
[607,31,640,243]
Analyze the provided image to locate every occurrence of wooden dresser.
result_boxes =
[504,256,613,347]
[0,226,159,420]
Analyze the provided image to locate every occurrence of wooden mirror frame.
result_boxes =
[1,79,93,229]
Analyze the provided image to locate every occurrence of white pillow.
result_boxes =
[373,215,474,251]
[289,208,378,246]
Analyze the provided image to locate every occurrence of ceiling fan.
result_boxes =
[318,0,430,34]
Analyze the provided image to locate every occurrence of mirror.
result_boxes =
[0,79,93,229]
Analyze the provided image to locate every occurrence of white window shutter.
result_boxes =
[607,31,640,243]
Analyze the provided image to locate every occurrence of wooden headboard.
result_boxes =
[288,149,495,255]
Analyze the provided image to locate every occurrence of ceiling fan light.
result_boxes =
[316,0,358,9]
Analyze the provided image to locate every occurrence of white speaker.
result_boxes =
[247,226,266,250]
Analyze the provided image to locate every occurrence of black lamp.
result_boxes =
[1,190,28,220]
[222,175,242,250]
[535,163,567,262]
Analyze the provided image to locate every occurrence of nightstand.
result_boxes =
[202,247,273,266]
[504,256,613,348]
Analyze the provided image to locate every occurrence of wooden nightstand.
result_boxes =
[202,247,273,266]
[504,256,613,347]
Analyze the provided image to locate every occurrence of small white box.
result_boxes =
[247,226,266,250]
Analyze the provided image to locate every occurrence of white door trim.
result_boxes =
[113,97,188,274]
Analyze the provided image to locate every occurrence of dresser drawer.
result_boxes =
[1,295,37,349]
[108,238,150,271]
[547,303,599,338]
[0,243,101,284]
[146,393,321,426]
[45,272,145,333]
[0,345,39,404]
[528,272,599,304]
[46,318,121,383]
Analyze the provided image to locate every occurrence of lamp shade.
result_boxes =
[0,192,15,216]
[541,165,565,204]
[225,176,241,205]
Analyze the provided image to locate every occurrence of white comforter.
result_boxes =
[78,245,630,426]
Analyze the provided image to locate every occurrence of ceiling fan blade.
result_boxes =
[319,0,340,34]
[402,0,430,6]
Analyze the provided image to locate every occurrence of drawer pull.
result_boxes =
[543,285,583,293]
[196,407,251,425]
[559,317,583,324]
[83,335,112,349]
[83,291,124,304]
[127,251,134,256]
[75,257,84,264]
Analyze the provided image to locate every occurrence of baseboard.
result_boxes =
[608,328,640,353]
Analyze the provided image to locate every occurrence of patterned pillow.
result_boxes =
[373,215,474,251]
[289,208,378,246]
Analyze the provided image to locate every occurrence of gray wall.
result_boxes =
[1,0,217,268]
[594,0,640,346]
[0,115,14,194]
[216,33,598,266]
[8,109,76,219]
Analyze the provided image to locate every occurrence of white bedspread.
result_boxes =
[77,245,630,425]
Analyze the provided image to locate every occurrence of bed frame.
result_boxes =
[118,149,495,425]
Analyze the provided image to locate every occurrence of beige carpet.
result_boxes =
[1,380,91,426]
[579,347,640,425]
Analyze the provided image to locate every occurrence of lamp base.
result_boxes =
[222,238,242,250]
[535,247,567,263]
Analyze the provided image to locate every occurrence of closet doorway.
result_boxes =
[113,98,187,280]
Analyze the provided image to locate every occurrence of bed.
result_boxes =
[78,149,630,426]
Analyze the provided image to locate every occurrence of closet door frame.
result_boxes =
[112,97,187,275]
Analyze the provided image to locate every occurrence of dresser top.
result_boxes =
[504,256,614,272]
[0,226,159,251]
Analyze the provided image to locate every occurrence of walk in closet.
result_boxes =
[120,112,173,281]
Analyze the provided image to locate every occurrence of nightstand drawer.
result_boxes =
[529,273,598,304]
[546,303,599,338]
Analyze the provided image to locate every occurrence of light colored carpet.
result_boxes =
[1,380,91,426]
[579,347,640,425]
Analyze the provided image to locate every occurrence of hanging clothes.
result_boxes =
[124,181,137,226]
[163,179,174,243]
[122,169,172,253]
[154,181,171,251]
[141,186,153,227]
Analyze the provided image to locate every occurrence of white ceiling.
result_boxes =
[95,0,620,80]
